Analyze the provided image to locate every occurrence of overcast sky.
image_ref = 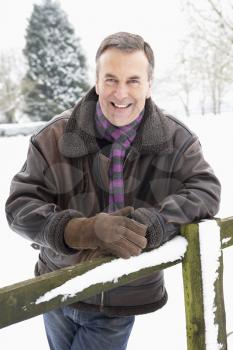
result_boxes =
[0,0,187,80]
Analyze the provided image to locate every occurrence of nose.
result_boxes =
[113,83,129,101]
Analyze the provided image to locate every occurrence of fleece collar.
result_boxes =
[60,87,174,158]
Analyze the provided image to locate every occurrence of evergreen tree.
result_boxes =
[23,0,90,121]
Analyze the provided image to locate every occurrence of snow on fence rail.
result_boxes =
[0,217,233,350]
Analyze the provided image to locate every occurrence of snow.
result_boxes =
[36,236,187,304]
[0,121,45,137]
[0,113,233,349]
[199,220,222,350]
[222,237,231,245]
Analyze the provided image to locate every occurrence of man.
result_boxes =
[5,32,221,350]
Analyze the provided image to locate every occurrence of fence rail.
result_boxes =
[0,216,233,350]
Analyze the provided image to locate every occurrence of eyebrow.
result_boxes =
[104,73,141,80]
[104,73,117,79]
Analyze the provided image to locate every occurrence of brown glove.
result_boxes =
[64,207,147,259]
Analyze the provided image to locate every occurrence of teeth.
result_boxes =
[114,103,129,108]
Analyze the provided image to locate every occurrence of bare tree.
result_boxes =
[178,0,233,114]
[154,39,202,117]
[170,46,197,116]
[185,0,233,50]
[0,51,27,123]
[151,1,233,116]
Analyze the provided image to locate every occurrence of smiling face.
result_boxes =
[95,48,152,126]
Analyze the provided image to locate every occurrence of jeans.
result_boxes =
[43,306,135,350]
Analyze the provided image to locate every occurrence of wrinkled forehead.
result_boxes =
[96,48,150,79]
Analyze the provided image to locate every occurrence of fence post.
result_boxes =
[181,223,206,349]
[181,222,227,350]
[213,246,227,348]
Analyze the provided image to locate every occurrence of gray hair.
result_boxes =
[95,32,154,80]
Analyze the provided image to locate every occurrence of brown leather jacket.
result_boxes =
[5,88,221,316]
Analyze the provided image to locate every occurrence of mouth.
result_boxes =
[111,102,133,109]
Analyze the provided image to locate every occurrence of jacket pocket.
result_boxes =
[35,254,50,276]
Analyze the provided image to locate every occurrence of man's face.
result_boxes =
[95,48,152,126]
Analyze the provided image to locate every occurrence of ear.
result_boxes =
[95,81,99,95]
[146,80,152,98]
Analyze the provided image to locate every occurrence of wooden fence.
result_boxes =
[0,216,233,350]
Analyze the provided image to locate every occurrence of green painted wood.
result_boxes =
[181,223,206,350]
[1,215,233,344]
[181,219,228,350]
[214,248,227,349]
[218,216,233,249]
[0,255,181,329]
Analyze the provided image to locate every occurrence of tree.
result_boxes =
[0,51,25,123]
[184,0,233,53]
[23,0,90,121]
[154,39,199,117]
[181,0,233,114]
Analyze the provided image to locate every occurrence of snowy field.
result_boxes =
[0,113,233,349]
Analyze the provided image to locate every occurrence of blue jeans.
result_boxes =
[43,306,135,350]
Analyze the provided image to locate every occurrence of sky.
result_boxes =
[0,0,187,80]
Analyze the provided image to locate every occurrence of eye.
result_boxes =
[105,78,117,85]
[129,79,140,85]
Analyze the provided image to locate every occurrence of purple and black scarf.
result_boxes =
[95,101,144,212]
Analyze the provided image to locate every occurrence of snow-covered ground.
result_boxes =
[0,121,45,137]
[0,114,233,349]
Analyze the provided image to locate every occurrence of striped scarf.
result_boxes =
[95,101,144,212]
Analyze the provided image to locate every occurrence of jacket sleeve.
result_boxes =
[131,136,221,249]
[5,139,84,255]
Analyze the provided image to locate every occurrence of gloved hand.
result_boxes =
[64,206,147,259]
[129,208,165,249]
